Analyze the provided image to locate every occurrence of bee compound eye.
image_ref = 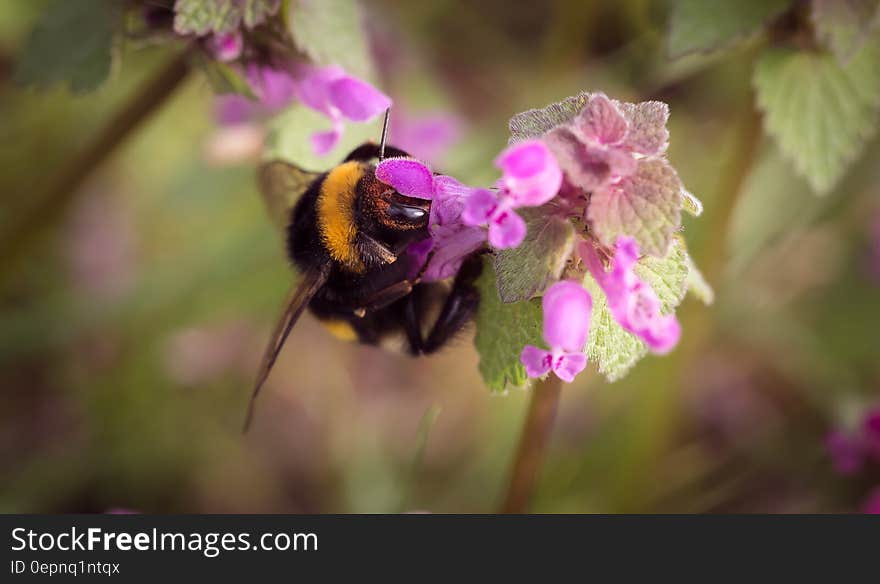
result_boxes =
[387,203,428,223]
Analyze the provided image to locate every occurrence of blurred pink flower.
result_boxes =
[826,405,880,475]
[580,236,681,353]
[462,140,562,249]
[375,158,485,281]
[521,280,592,383]
[390,109,462,165]
[826,429,865,475]
[232,63,390,155]
[207,31,243,62]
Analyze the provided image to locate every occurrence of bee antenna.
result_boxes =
[378,108,391,161]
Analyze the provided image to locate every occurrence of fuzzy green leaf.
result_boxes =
[288,0,373,79]
[242,0,281,28]
[685,253,714,305]
[174,0,242,35]
[753,43,880,194]
[811,0,880,63]
[633,237,689,313]
[508,92,594,143]
[474,258,544,392]
[15,0,116,93]
[667,0,792,58]
[583,274,646,382]
[494,206,575,303]
[587,158,682,257]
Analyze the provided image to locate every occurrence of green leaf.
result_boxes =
[474,258,544,392]
[586,158,682,257]
[667,0,792,58]
[633,237,689,313]
[684,253,714,305]
[508,92,593,143]
[196,55,256,96]
[288,0,373,79]
[811,0,880,63]
[493,206,575,303]
[174,0,242,36]
[15,0,116,93]
[242,0,281,29]
[583,274,646,382]
[753,42,880,194]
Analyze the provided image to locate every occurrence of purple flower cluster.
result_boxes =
[375,93,685,383]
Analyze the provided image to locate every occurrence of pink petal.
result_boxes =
[552,352,588,382]
[544,128,612,192]
[289,63,345,117]
[488,209,526,249]
[521,345,552,378]
[328,75,392,122]
[542,281,592,352]
[496,140,562,207]
[584,236,681,354]
[462,188,498,226]
[311,126,342,156]
[375,158,434,199]
[862,408,880,459]
[496,140,553,179]
[575,93,628,145]
[640,312,681,354]
[246,65,299,112]
[431,175,472,225]
[421,226,486,282]
[214,95,256,126]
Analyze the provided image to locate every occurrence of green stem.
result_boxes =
[499,375,563,513]
[0,51,191,281]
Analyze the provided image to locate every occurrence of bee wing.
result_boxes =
[257,160,323,231]
[243,267,329,432]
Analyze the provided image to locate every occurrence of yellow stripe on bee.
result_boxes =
[317,161,365,272]
[319,318,359,342]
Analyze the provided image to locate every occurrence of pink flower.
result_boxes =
[580,236,681,353]
[288,63,392,155]
[825,405,880,476]
[545,93,668,192]
[375,158,486,281]
[240,63,391,155]
[520,281,592,383]
[207,31,243,62]
[462,140,562,249]
[826,430,865,475]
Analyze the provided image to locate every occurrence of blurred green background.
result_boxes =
[1,0,878,513]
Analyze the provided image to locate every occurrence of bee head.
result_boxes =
[357,169,431,244]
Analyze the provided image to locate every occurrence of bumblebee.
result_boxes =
[245,118,483,429]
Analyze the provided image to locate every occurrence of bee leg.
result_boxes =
[421,253,483,354]
[402,293,424,356]
[357,280,413,313]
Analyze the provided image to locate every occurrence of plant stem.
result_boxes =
[499,375,563,513]
[0,50,190,281]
